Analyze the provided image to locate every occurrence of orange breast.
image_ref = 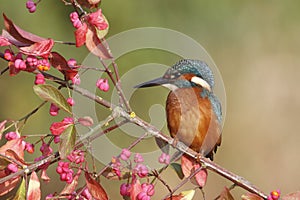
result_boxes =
[166,87,221,158]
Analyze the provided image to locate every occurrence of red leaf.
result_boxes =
[129,179,142,200]
[3,14,45,45]
[85,171,108,200]
[181,154,207,187]
[0,138,25,161]
[242,193,263,200]
[0,170,20,196]
[27,171,41,200]
[85,26,112,59]
[282,191,300,200]
[181,154,193,177]
[49,52,78,80]
[78,116,94,127]
[19,39,54,57]
[75,23,88,47]
[50,121,73,136]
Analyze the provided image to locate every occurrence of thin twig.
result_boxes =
[99,59,132,112]
[163,165,205,199]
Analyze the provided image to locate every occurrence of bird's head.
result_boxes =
[134,59,215,91]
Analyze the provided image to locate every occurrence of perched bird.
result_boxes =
[135,59,222,160]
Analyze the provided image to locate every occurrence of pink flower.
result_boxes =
[96,78,109,92]
[88,9,108,30]
[158,153,170,165]
[120,148,131,161]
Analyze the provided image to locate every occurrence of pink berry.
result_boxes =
[35,73,45,85]
[54,136,60,143]
[49,103,60,116]
[5,131,19,140]
[26,0,36,13]
[4,49,13,61]
[72,74,81,85]
[120,183,131,196]
[134,164,148,178]
[67,58,78,68]
[14,59,26,70]
[7,163,18,173]
[96,78,109,92]
[70,12,79,22]
[134,153,144,163]
[56,166,63,174]
[25,143,35,154]
[158,153,170,165]
[120,148,131,161]
[67,97,75,106]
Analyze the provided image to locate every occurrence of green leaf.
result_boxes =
[59,125,76,159]
[12,178,25,200]
[33,84,71,114]
[170,163,184,179]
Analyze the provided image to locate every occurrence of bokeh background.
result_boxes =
[1,0,300,199]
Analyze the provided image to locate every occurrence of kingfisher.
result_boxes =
[135,59,222,160]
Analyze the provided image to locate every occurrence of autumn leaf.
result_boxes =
[12,178,25,200]
[3,14,45,45]
[164,190,196,200]
[19,39,54,57]
[75,23,88,47]
[85,171,108,200]
[27,171,41,200]
[181,154,207,187]
[49,52,78,80]
[85,25,112,59]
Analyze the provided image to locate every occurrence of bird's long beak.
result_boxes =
[134,77,170,88]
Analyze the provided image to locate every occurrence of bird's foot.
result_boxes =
[196,153,202,163]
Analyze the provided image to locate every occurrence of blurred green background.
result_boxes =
[1,0,300,199]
